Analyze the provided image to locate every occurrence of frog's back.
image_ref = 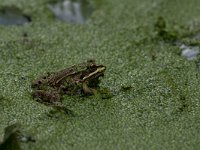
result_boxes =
[48,62,88,86]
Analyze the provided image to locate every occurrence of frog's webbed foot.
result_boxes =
[82,82,97,95]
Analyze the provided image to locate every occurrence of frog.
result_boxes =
[31,59,106,105]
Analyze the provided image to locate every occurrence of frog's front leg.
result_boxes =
[82,82,96,95]
[32,90,60,104]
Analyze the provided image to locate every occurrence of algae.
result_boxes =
[1,0,200,150]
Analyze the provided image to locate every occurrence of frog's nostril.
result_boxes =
[38,81,42,84]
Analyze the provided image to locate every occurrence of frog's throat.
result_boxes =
[82,66,106,81]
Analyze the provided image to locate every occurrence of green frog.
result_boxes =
[31,59,106,104]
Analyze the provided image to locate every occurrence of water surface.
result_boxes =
[0,6,31,26]
[48,0,94,24]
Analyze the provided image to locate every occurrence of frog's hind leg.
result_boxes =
[32,90,60,104]
[32,90,74,114]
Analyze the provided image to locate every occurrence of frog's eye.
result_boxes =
[90,64,95,68]
[80,74,85,79]
[87,65,96,69]
[38,81,42,84]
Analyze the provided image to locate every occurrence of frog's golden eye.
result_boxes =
[80,74,85,79]
[88,64,96,69]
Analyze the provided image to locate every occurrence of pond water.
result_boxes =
[48,0,94,24]
[0,6,31,26]
[180,44,199,60]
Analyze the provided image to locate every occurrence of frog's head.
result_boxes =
[82,63,106,82]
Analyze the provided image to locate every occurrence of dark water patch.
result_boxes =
[48,0,95,24]
[0,123,35,150]
[0,6,31,26]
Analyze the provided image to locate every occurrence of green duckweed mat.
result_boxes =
[1,0,200,149]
